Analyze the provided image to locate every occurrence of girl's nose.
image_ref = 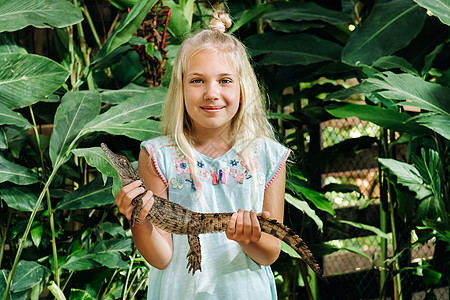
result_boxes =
[204,82,219,100]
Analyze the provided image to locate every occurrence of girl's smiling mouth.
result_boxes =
[201,106,225,112]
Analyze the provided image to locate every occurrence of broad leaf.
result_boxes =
[164,0,190,38]
[99,83,150,104]
[30,221,43,248]
[0,53,69,109]
[367,72,450,117]
[81,88,164,138]
[0,102,31,128]
[62,249,102,271]
[11,261,50,292]
[92,0,158,64]
[372,56,418,75]
[245,32,342,66]
[414,113,450,140]
[0,32,25,54]
[229,4,274,34]
[264,1,351,25]
[49,91,101,167]
[342,0,426,65]
[0,155,39,185]
[336,220,391,240]
[0,185,42,211]
[325,102,429,136]
[97,119,161,141]
[55,176,114,210]
[0,0,83,32]
[413,0,450,26]
[285,194,323,231]
[72,147,122,196]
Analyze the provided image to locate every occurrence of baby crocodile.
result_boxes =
[101,143,327,282]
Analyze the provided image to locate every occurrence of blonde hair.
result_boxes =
[161,12,275,191]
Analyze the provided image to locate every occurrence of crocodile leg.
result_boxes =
[186,220,202,274]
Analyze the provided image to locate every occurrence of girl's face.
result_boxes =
[183,49,241,139]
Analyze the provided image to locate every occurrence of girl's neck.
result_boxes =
[191,131,234,159]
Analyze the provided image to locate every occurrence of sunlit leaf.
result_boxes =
[0,53,69,109]
[229,4,274,34]
[0,102,31,128]
[49,91,101,167]
[0,0,83,32]
[285,194,323,231]
[413,0,450,26]
[336,220,391,240]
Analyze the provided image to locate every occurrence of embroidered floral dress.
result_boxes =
[140,136,290,300]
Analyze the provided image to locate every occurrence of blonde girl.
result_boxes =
[115,12,290,299]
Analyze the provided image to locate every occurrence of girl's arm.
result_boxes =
[115,148,173,270]
[226,165,286,266]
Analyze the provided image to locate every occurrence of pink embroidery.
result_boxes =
[211,173,219,184]
[229,168,239,178]
[265,150,291,190]
[147,144,168,186]
[175,157,190,174]
[237,174,245,184]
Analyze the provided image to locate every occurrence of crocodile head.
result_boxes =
[101,143,140,186]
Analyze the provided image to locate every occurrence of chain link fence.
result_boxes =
[318,117,448,299]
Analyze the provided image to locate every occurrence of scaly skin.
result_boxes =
[101,143,327,282]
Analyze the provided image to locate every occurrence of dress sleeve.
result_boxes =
[140,137,169,186]
[258,139,291,190]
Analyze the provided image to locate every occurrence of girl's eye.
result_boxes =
[191,79,203,84]
[220,79,232,84]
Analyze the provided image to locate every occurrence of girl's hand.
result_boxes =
[114,180,154,226]
[226,209,270,244]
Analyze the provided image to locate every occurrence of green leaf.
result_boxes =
[245,32,342,66]
[62,249,101,271]
[0,155,39,185]
[49,91,101,167]
[163,0,190,38]
[372,56,418,75]
[96,119,161,141]
[415,113,450,140]
[11,261,50,292]
[287,176,336,216]
[0,0,83,32]
[264,1,351,25]
[0,32,25,54]
[99,83,150,104]
[0,53,69,109]
[81,88,164,139]
[413,0,450,26]
[0,102,31,128]
[30,221,43,248]
[69,289,96,300]
[367,72,450,117]
[229,4,274,34]
[92,0,158,64]
[336,220,391,240]
[342,0,427,65]
[72,147,122,196]
[378,158,432,200]
[325,102,429,136]
[55,176,114,210]
[285,194,323,231]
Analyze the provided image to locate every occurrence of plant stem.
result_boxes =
[46,189,60,287]
[3,160,63,300]
[0,210,12,268]
[80,5,102,48]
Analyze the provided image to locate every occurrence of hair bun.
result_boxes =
[209,11,232,33]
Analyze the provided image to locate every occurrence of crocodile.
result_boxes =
[101,143,327,282]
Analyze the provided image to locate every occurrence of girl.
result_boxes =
[115,12,290,299]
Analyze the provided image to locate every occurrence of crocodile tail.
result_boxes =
[259,218,328,283]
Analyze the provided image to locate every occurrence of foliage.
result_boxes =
[0,0,449,299]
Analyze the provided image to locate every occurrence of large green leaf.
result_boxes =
[0,53,69,109]
[0,102,31,128]
[367,72,450,116]
[378,159,428,199]
[342,0,427,66]
[55,176,114,210]
[229,4,274,34]
[99,83,150,104]
[245,32,342,66]
[11,261,50,292]
[0,185,42,212]
[0,0,83,32]
[91,0,158,64]
[0,154,39,185]
[285,194,323,231]
[414,113,450,140]
[81,88,164,139]
[49,91,101,167]
[163,0,190,38]
[0,32,25,54]
[413,0,450,26]
[336,220,391,240]
[264,1,351,25]
[72,147,122,196]
[325,102,429,136]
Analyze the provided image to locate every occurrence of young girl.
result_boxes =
[115,12,290,299]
